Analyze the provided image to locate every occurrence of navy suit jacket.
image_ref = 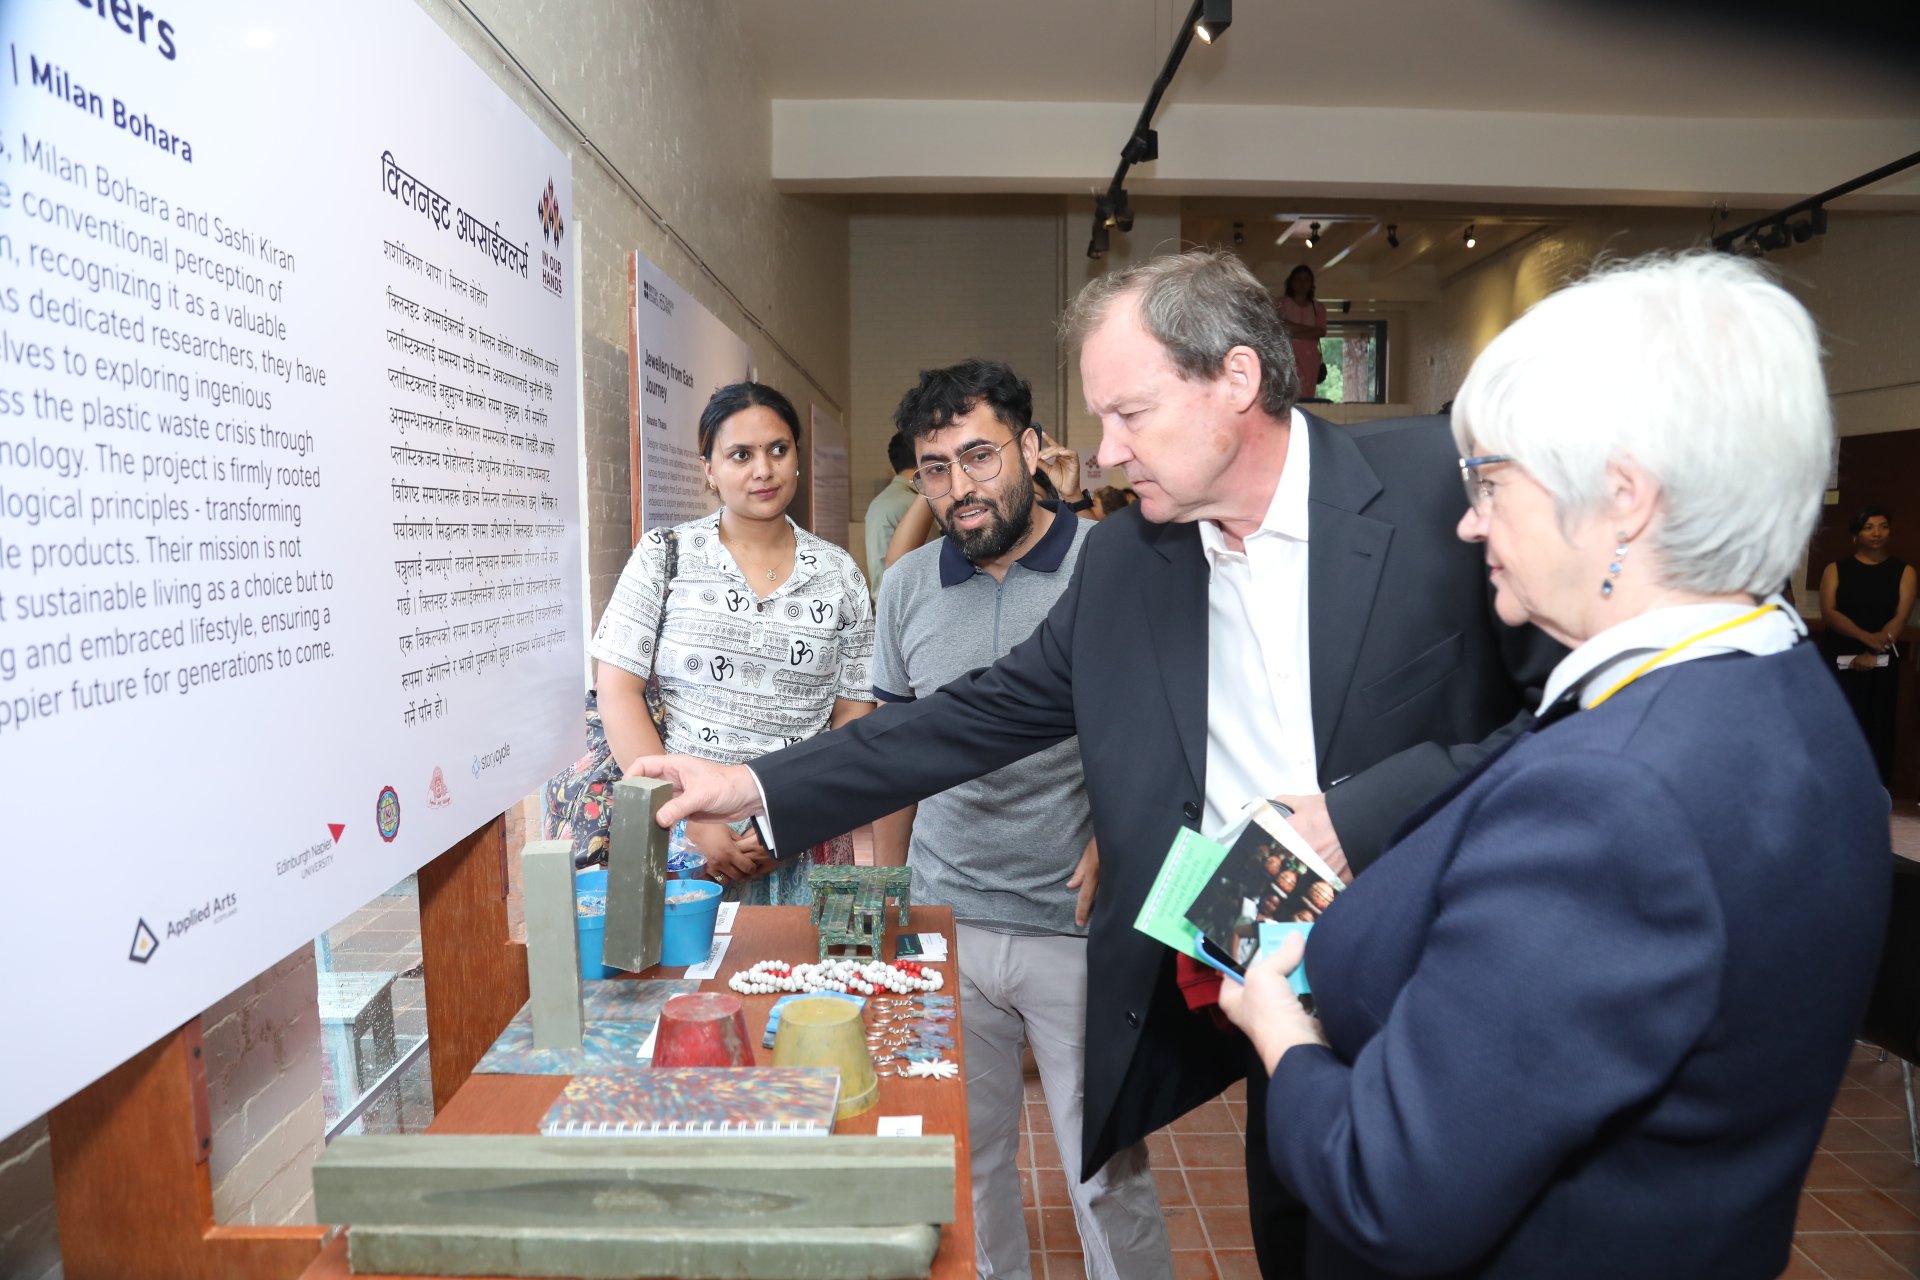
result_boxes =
[1270,644,1890,1279]
[755,414,1559,1175]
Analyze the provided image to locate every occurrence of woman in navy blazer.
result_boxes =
[1222,253,1891,1279]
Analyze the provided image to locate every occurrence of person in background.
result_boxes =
[590,381,875,904]
[1822,504,1916,786]
[1092,485,1137,520]
[884,423,1091,571]
[1278,265,1329,402]
[863,430,921,593]
[873,358,1172,1280]
[1221,252,1889,1279]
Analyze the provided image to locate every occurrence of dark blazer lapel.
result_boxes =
[1143,520,1209,798]
[1304,414,1393,766]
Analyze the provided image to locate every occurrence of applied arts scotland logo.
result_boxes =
[128,918,159,964]
[376,784,402,843]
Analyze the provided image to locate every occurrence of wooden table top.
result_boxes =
[302,903,972,1280]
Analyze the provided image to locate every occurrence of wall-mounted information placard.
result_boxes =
[0,0,582,1134]
[809,403,849,552]
[628,251,753,538]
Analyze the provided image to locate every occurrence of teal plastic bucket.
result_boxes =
[660,879,724,967]
[574,867,617,979]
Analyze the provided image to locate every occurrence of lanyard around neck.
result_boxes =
[1583,604,1780,710]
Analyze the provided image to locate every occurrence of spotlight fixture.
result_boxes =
[1195,0,1232,44]
[1385,224,1400,249]
[1232,221,1245,246]
[1304,221,1320,248]
[1088,196,1112,259]
[1463,224,1477,249]
[1111,188,1135,233]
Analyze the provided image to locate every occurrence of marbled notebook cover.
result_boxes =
[540,1067,842,1135]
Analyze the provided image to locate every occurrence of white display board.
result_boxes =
[808,403,850,552]
[0,0,582,1134]
[628,253,753,537]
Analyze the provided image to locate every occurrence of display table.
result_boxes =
[300,903,973,1280]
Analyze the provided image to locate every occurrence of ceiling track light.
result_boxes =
[1086,0,1231,258]
[1304,221,1320,248]
[1386,224,1400,249]
[1195,0,1232,43]
[1463,224,1477,249]
[1712,149,1920,256]
[1232,221,1245,246]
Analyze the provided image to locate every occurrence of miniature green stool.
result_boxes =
[808,866,912,959]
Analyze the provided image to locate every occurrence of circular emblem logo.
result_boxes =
[375,785,402,843]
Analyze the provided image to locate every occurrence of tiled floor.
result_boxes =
[1013,1048,1920,1280]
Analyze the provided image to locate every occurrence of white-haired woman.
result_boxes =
[1221,254,1890,1279]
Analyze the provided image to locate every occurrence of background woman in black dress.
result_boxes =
[1821,504,1917,785]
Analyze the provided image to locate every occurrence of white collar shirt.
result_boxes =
[1195,409,1318,834]
[1540,595,1807,714]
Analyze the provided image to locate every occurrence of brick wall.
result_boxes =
[847,198,1066,564]
[430,0,853,627]
[205,946,327,1226]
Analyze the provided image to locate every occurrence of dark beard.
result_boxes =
[945,468,1036,562]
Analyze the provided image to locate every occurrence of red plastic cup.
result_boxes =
[652,992,754,1067]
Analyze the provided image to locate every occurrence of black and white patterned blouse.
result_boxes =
[589,511,875,765]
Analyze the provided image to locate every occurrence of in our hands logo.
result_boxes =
[537,179,565,245]
[427,767,452,808]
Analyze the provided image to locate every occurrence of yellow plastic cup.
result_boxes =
[769,996,879,1120]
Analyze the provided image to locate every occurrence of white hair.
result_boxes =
[1452,251,1831,597]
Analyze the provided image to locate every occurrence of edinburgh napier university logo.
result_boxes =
[376,785,402,842]
[537,179,565,298]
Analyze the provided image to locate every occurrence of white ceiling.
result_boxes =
[736,0,1919,120]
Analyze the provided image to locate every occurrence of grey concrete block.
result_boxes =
[521,840,584,1049]
[604,778,671,972]
[347,1222,942,1278]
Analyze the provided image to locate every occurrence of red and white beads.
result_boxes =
[728,958,945,997]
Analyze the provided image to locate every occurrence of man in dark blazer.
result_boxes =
[634,250,1556,1279]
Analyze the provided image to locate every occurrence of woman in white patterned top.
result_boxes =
[590,382,875,904]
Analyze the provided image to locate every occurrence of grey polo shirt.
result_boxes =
[872,502,1092,936]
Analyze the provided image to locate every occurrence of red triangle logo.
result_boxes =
[327,823,345,843]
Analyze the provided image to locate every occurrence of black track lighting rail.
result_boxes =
[1712,149,1920,254]
[1088,0,1230,258]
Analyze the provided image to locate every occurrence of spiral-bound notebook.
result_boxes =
[539,1067,842,1137]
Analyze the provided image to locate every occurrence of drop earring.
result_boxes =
[1601,534,1628,598]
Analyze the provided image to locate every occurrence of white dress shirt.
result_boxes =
[1196,410,1318,834]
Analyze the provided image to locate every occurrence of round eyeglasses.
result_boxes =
[1457,454,1511,512]
[911,437,1018,499]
